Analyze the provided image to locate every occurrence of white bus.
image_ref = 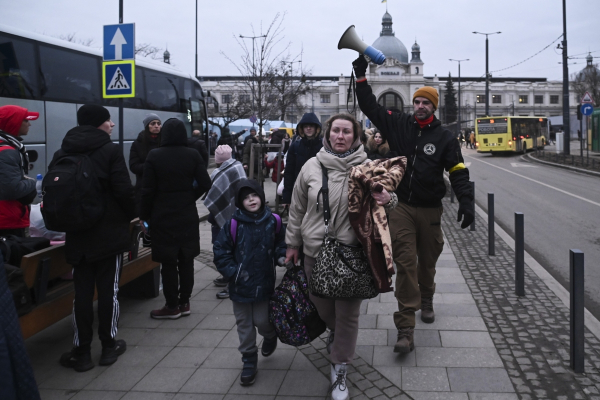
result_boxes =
[0,24,209,180]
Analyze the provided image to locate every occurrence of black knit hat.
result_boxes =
[235,179,266,212]
[77,104,111,128]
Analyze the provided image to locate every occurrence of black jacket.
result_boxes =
[356,81,472,207]
[129,130,161,211]
[50,126,135,264]
[187,136,209,168]
[217,129,245,158]
[282,112,323,204]
[140,119,211,264]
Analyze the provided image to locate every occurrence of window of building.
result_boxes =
[477,95,486,104]
[222,94,232,104]
[378,92,404,111]
[534,95,544,104]
[38,44,101,103]
[550,95,559,104]
[492,95,502,104]
[0,33,38,99]
[320,94,331,103]
[239,94,250,103]
[321,115,330,124]
[519,95,528,104]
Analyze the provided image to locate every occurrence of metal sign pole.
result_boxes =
[118,0,124,150]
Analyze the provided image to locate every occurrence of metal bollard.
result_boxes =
[570,249,585,373]
[470,182,475,231]
[515,212,525,296]
[488,193,495,256]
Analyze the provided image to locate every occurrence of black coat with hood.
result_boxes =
[129,129,161,211]
[140,119,212,264]
[49,126,135,265]
[281,112,323,204]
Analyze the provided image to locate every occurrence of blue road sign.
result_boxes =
[102,60,135,98]
[103,23,135,61]
[249,115,257,123]
[581,103,594,116]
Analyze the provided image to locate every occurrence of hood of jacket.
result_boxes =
[160,118,188,147]
[296,112,322,138]
[235,178,266,213]
[61,125,112,153]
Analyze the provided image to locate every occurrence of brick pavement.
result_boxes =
[442,196,600,399]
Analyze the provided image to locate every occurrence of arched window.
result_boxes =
[378,92,404,111]
[415,67,419,74]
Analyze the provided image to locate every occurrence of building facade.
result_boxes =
[200,12,580,133]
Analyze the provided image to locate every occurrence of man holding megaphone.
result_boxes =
[352,56,474,354]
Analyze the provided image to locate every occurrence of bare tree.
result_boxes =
[572,61,600,106]
[222,12,302,137]
[269,56,310,121]
[207,92,253,131]
[135,43,164,59]
[57,33,94,47]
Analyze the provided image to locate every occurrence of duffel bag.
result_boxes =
[0,236,51,267]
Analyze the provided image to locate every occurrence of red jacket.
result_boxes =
[0,145,32,229]
[264,156,284,183]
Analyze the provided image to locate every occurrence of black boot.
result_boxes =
[240,352,258,386]
[59,348,94,372]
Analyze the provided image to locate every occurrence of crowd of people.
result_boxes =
[0,55,474,400]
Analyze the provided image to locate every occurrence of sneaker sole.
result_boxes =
[150,313,181,319]
[180,310,191,316]
[60,358,95,372]
[213,282,228,287]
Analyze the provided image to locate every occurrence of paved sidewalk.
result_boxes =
[24,178,598,399]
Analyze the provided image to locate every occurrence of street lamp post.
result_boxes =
[561,0,571,155]
[449,59,469,136]
[473,32,501,116]
[239,33,267,128]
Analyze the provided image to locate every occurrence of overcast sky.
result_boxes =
[3,0,599,82]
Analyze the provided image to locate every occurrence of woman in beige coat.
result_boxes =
[285,113,393,400]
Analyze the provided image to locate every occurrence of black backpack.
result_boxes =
[0,235,50,267]
[42,152,106,232]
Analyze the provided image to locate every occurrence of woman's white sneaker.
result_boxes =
[329,363,349,400]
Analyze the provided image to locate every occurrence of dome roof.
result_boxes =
[412,41,420,51]
[372,12,408,64]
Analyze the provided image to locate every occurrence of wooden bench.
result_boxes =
[18,220,160,340]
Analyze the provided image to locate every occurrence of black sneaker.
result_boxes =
[99,339,127,366]
[216,288,229,299]
[261,336,278,357]
[59,348,94,372]
[213,276,228,287]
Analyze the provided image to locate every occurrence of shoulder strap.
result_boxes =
[230,218,238,244]
[316,163,330,229]
[272,214,282,234]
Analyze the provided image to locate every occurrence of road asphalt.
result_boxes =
[25,162,600,400]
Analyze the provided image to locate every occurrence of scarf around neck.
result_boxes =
[0,131,29,173]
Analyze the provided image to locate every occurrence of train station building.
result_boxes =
[200,12,581,133]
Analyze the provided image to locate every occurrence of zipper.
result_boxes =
[407,130,420,203]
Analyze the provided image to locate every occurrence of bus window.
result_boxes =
[193,81,203,99]
[0,33,38,99]
[183,79,193,101]
[39,44,101,103]
[123,66,147,109]
[145,71,181,111]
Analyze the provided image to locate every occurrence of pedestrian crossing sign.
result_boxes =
[102,60,135,98]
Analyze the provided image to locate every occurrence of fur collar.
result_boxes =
[366,135,390,156]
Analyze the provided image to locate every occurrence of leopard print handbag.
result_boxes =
[308,163,378,299]
[310,236,378,299]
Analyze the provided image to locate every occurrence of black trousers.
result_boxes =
[72,254,122,352]
[161,249,195,308]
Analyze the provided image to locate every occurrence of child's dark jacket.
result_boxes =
[213,206,286,303]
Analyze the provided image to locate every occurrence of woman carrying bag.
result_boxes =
[284,113,396,400]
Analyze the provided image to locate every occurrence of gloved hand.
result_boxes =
[457,197,474,229]
[277,257,286,267]
[352,55,368,78]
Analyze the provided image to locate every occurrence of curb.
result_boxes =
[524,152,600,177]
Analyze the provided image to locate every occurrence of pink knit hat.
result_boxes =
[215,145,232,164]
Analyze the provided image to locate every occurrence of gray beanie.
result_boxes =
[143,113,161,128]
